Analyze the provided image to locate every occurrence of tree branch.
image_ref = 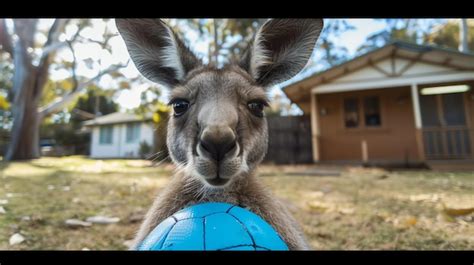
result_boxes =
[39,19,85,61]
[38,60,129,119]
[37,19,69,68]
[34,19,72,99]
[40,41,68,59]
[66,40,78,92]
[0,19,13,57]
[77,33,118,48]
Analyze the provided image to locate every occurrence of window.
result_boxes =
[99,126,113,144]
[126,123,141,143]
[344,98,359,128]
[343,96,382,128]
[364,96,381,127]
[442,93,466,126]
[420,95,440,127]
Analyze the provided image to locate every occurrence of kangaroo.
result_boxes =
[116,18,323,250]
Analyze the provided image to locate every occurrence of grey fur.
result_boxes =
[115,18,324,250]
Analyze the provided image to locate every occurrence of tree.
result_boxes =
[316,19,355,68]
[353,19,473,55]
[0,52,13,131]
[356,19,446,54]
[459,19,469,52]
[171,19,264,66]
[71,86,118,121]
[177,19,355,70]
[425,19,474,52]
[0,19,128,160]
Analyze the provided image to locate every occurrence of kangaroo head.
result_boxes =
[116,19,323,188]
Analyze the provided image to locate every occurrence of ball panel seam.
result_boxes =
[158,221,178,249]
[216,244,255,251]
[225,205,237,213]
[226,213,257,248]
[202,217,206,251]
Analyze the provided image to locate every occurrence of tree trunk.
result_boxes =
[6,106,41,160]
[459,19,469,53]
[5,63,41,160]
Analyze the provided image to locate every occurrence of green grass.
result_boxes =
[0,156,472,250]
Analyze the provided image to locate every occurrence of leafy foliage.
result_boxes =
[317,19,355,68]
[71,86,118,122]
[138,141,152,159]
[0,53,13,129]
[425,20,474,51]
[354,19,472,55]
[170,19,263,66]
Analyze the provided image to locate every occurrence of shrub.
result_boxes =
[138,141,152,159]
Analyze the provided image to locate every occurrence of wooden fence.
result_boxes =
[264,115,313,164]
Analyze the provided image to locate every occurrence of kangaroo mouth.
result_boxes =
[205,176,229,186]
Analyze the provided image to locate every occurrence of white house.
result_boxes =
[83,112,155,158]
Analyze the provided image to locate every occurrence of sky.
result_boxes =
[45,19,400,112]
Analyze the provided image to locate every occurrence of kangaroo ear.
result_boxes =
[239,19,324,88]
[115,19,201,88]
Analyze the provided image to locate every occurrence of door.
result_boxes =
[420,92,471,159]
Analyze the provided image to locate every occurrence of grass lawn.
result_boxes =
[0,156,473,250]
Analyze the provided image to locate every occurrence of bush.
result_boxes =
[138,141,152,159]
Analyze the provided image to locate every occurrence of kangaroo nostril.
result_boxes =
[222,140,237,156]
[200,139,213,154]
[199,138,237,162]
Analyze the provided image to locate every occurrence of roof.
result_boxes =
[82,112,153,126]
[282,41,474,113]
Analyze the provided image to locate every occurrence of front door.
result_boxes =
[420,92,471,159]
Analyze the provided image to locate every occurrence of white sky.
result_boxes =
[47,19,392,111]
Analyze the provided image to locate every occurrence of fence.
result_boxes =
[264,115,313,164]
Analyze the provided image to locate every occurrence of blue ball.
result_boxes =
[137,202,289,251]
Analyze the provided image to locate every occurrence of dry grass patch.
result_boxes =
[0,157,472,250]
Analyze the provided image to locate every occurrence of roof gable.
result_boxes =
[332,57,459,84]
[83,112,153,126]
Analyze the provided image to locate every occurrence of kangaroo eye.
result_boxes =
[247,100,268,118]
[170,99,190,117]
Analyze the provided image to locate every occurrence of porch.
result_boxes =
[310,77,474,164]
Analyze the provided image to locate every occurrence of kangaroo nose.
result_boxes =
[199,128,237,162]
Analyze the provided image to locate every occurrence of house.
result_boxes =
[282,41,474,166]
[83,112,155,158]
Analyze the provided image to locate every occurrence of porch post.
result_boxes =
[310,91,321,162]
[410,83,426,161]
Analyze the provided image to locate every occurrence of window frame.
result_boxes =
[126,123,141,144]
[99,125,114,145]
[363,95,382,128]
[342,94,384,130]
[343,97,360,128]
